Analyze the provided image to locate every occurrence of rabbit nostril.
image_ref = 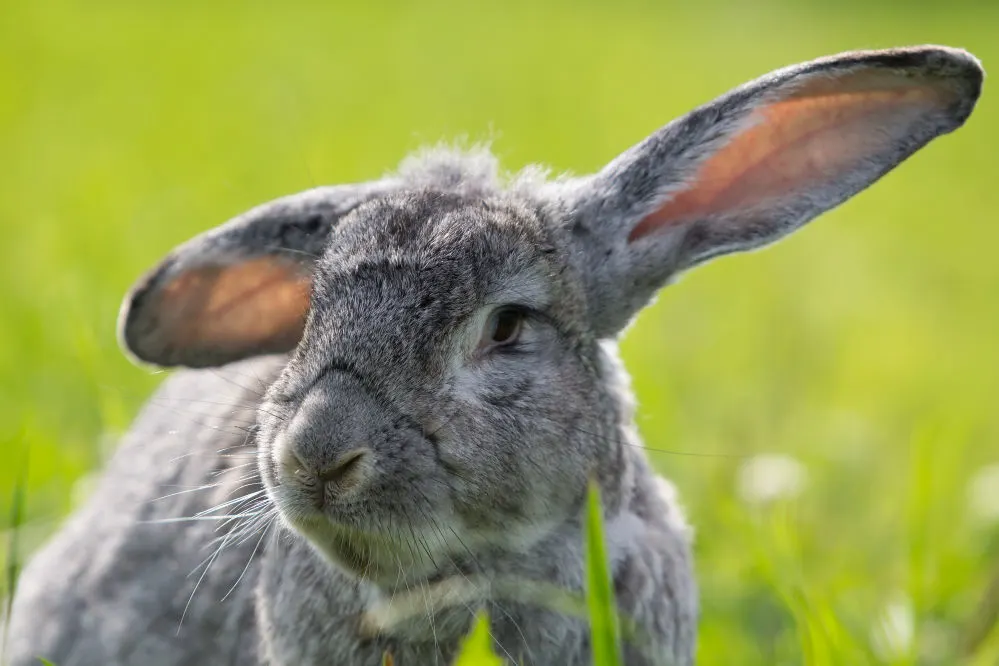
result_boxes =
[317,448,371,493]
[281,449,314,485]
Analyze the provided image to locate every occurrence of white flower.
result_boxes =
[967,463,999,524]
[871,594,915,661]
[735,453,808,506]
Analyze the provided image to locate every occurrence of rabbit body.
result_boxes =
[9,351,695,666]
[11,157,698,666]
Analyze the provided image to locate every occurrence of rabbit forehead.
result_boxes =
[317,191,560,305]
[333,190,548,258]
[295,191,573,374]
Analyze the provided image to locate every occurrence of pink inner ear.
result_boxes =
[157,257,312,356]
[628,70,955,241]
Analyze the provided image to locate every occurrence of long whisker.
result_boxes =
[221,517,273,602]
[178,523,234,633]
[562,422,748,460]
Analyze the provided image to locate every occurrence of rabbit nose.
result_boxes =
[286,447,373,509]
[317,448,371,493]
[279,371,382,508]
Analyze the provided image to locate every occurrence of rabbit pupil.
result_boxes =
[489,308,523,345]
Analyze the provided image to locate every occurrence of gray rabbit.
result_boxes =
[8,46,983,665]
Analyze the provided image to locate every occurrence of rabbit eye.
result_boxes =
[479,307,525,350]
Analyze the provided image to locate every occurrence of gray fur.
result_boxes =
[9,46,982,665]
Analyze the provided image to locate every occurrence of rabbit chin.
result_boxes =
[281,508,447,586]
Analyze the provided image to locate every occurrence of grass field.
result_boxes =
[2,0,998,663]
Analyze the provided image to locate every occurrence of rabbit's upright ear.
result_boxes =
[566,46,983,337]
[119,181,395,368]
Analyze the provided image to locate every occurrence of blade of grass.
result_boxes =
[961,560,999,658]
[586,480,622,666]
[452,612,503,666]
[1,438,27,665]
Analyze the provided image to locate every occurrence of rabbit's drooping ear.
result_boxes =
[119,181,396,368]
[567,46,983,337]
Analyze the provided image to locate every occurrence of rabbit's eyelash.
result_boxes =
[487,338,541,358]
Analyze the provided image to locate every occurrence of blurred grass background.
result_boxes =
[2,0,998,663]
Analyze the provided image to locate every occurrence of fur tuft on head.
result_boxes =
[394,142,502,196]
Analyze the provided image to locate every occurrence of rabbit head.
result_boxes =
[119,46,982,588]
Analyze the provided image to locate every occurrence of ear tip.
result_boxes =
[868,44,980,74]
[919,45,982,84]
[116,277,169,369]
[837,46,984,105]
[117,258,185,369]
[918,45,983,88]
[931,46,984,128]
[884,45,984,129]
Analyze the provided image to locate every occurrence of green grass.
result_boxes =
[454,614,507,666]
[2,0,999,664]
[586,482,625,666]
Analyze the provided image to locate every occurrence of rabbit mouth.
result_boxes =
[287,511,441,584]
